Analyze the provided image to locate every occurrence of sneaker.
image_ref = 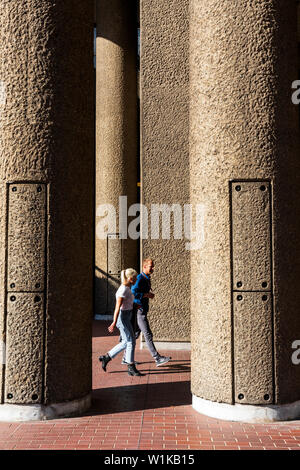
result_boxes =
[155,356,171,367]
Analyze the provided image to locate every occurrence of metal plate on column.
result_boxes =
[107,233,122,275]
[4,293,44,404]
[231,181,271,291]
[233,292,273,404]
[7,183,46,292]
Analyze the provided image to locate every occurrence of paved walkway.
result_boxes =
[0,320,299,450]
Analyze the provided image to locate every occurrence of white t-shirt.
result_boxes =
[116,284,134,311]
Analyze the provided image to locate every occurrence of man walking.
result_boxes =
[132,258,171,367]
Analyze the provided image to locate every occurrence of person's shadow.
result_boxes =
[90,377,192,416]
[109,360,191,375]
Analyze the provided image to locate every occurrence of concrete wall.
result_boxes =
[140,0,190,342]
[95,0,138,316]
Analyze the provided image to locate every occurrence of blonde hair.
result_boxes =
[121,268,138,284]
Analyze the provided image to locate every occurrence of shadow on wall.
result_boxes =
[93,318,120,339]
[94,266,122,322]
[89,380,191,415]
[96,0,138,47]
[94,267,108,318]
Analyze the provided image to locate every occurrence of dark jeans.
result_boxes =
[131,304,141,339]
[136,308,159,360]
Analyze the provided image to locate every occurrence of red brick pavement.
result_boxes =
[0,320,299,450]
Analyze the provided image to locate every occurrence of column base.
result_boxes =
[0,393,91,422]
[192,395,300,423]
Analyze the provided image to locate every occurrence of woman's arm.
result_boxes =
[108,297,123,333]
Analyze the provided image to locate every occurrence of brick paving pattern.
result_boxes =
[0,320,299,450]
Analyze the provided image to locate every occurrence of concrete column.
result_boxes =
[139,0,190,344]
[0,1,94,420]
[95,0,138,316]
[190,0,300,421]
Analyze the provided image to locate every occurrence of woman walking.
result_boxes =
[99,268,144,376]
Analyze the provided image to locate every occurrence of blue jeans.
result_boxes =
[108,309,135,364]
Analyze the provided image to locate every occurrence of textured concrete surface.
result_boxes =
[95,0,138,315]
[0,1,94,405]
[140,0,190,341]
[190,0,300,405]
